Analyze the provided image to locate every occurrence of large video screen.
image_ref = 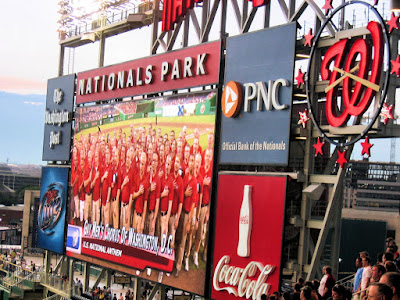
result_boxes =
[66,90,216,296]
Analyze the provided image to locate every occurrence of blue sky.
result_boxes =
[0,0,397,165]
[0,1,58,165]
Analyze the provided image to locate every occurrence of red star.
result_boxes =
[296,69,305,87]
[304,29,314,47]
[322,0,333,15]
[387,13,399,33]
[361,136,373,157]
[313,138,325,156]
[336,150,348,168]
[380,103,394,124]
[391,55,400,76]
[298,109,310,128]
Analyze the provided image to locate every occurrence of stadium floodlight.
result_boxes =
[81,32,99,42]
[391,0,400,11]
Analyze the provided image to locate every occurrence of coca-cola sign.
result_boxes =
[212,174,287,300]
[213,255,275,299]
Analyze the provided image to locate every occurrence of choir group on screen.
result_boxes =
[70,124,214,279]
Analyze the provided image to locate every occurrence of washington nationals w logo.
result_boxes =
[306,1,390,147]
[322,21,383,128]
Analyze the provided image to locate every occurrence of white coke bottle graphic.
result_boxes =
[237,185,252,257]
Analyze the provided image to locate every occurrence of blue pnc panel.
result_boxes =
[220,23,296,165]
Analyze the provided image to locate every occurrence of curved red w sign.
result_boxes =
[322,21,383,127]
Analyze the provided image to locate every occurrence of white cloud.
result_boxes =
[24,101,44,106]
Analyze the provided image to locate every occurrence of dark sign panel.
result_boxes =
[212,174,287,300]
[76,42,221,104]
[66,91,217,296]
[43,75,75,161]
[219,24,296,165]
[37,166,69,254]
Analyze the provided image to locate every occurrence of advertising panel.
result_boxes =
[76,41,221,104]
[66,90,216,296]
[219,23,296,165]
[43,74,75,161]
[37,166,69,254]
[212,173,287,300]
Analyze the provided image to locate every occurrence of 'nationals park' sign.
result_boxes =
[76,41,221,103]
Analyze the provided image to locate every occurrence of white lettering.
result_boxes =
[161,62,169,81]
[117,71,125,89]
[213,255,275,300]
[94,76,101,93]
[272,79,289,110]
[108,73,116,90]
[78,79,86,95]
[196,53,207,75]
[136,67,143,86]
[145,65,153,84]
[243,83,257,112]
[171,59,181,79]
[86,78,93,94]
[126,69,134,87]
[184,57,193,77]
[49,131,61,148]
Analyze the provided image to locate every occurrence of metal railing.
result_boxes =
[39,272,73,298]
[336,273,355,291]
[60,1,153,40]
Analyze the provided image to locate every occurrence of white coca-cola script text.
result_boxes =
[213,255,275,299]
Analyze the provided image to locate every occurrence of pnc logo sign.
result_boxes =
[222,81,242,118]
[222,79,289,118]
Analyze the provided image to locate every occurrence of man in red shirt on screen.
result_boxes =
[194,148,213,264]
[175,154,196,277]
[132,152,148,234]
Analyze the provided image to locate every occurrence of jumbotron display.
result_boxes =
[67,91,216,295]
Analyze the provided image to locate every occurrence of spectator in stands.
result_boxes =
[291,283,301,300]
[332,284,347,300]
[384,252,395,265]
[371,264,386,283]
[354,257,363,295]
[118,292,124,300]
[304,281,320,300]
[377,253,385,266]
[298,278,305,287]
[30,260,36,272]
[360,251,369,259]
[367,283,393,300]
[273,291,281,300]
[380,272,400,300]
[301,286,313,300]
[385,261,398,272]
[318,266,335,300]
[358,256,372,299]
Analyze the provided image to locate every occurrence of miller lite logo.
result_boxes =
[306,1,390,146]
[38,182,65,235]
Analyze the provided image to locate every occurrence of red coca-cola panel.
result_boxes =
[212,174,287,300]
[76,41,221,104]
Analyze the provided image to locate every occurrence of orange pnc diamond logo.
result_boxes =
[221,81,242,118]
